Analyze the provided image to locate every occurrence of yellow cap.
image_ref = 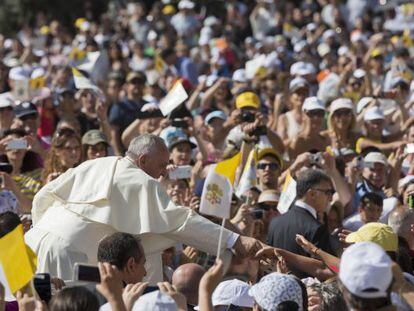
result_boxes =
[345,223,398,252]
[40,25,50,35]
[75,18,87,29]
[162,5,176,15]
[257,148,283,168]
[235,91,260,109]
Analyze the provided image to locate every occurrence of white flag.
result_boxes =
[159,81,188,116]
[277,172,297,214]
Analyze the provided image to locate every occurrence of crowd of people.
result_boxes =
[1,0,414,310]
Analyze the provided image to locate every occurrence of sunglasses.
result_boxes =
[312,188,335,196]
[258,203,278,211]
[257,162,279,170]
[55,128,77,138]
[333,109,352,117]
[306,110,325,118]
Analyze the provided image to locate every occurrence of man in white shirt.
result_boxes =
[25,134,262,283]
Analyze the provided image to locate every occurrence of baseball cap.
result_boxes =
[257,148,283,168]
[353,69,366,79]
[249,273,304,311]
[211,279,254,308]
[339,242,393,299]
[204,16,219,27]
[126,71,146,84]
[356,97,374,114]
[132,290,177,311]
[322,29,335,41]
[178,0,195,10]
[9,66,29,81]
[345,223,398,252]
[232,69,248,83]
[14,101,38,118]
[364,106,384,121]
[82,130,108,146]
[289,77,309,93]
[329,98,354,114]
[205,110,227,125]
[338,46,350,56]
[258,189,279,203]
[290,62,316,76]
[302,97,325,112]
[398,175,414,189]
[364,152,388,167]
[235,91,260,109]
[162,128,196,151]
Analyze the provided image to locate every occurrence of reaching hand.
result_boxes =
[295,234,318,255]
[122,282,148,311]
[180,246,198,264]
[199,259,224,295]
[157,282,187,311]
[233,236,264,258]
[96,262,125,306]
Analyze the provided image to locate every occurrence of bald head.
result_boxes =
[172,263,205,305]
[388,206,414,240]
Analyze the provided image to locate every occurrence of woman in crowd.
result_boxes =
[42,128,82,184]
[81,129,110,161]
[0,128,42,212]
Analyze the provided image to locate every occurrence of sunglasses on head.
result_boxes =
[55,128,77,138]
[257,162,279,170]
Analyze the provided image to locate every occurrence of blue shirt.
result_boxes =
[108,97,146,132]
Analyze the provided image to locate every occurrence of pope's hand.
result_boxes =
[233,236,264,258]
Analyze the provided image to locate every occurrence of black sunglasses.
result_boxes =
[306,110,325,118]
[257,162,279,170]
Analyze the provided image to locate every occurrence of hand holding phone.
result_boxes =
[169,165,192,180]
[7,139,28,150]
[73,263,100,283]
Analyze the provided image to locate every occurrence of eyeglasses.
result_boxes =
[312,188,335,196]
[306,110,325,118]
[257,162,279,170]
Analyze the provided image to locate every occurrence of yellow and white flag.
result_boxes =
[200,153,241,219]
[277,171,297,214]
[236,147,258,198]
[72,67,99,91]
[0,224,37,294]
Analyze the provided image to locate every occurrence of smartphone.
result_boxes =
[356,156,364,170]
[0,163,13,174]
[250,209,264,220]
[169,165,192,180]
[409,195,414,209]
[7,139,28,150]
[33,273,52,303]
[73,263,100,283]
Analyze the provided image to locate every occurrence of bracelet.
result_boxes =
[313,248,320,256]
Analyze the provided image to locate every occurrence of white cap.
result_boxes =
[364,106,385,121]
[339,242,393,299]
[211,279,254,308]
[290,61,316,76]
[8,66,29,81]
[232,69,248,83]
[306,23,317,32]
[302,96,325,112]
[353,68,366,79]
[294,41,307,53]
[289,77,309,92]
[204,16,219,27]
[357,97,374,114]
[178,0,195,10]
[399,175,414,189]
[258,190,280,203]
[140,102,160,112]
[322,29,335,41]
[351,31,367,43]
[317,43,331,57]
[364,152,388,166]
[330,98,354,113]
[338,46,350,57]
[132,290,177,311]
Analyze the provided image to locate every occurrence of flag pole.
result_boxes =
[216,218,226,260]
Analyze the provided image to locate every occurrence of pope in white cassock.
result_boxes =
[25,134,262,284]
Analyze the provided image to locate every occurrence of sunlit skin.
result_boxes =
[170,142,192,166]
[55,138,81,169]
[86,143,108,160]
[362,162,386,190]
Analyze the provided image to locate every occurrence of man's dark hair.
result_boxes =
[97,232,143,270]
[360,192,383,208]
[160,48,175,60]
[0,211,21,238]
[296,169,331,198]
